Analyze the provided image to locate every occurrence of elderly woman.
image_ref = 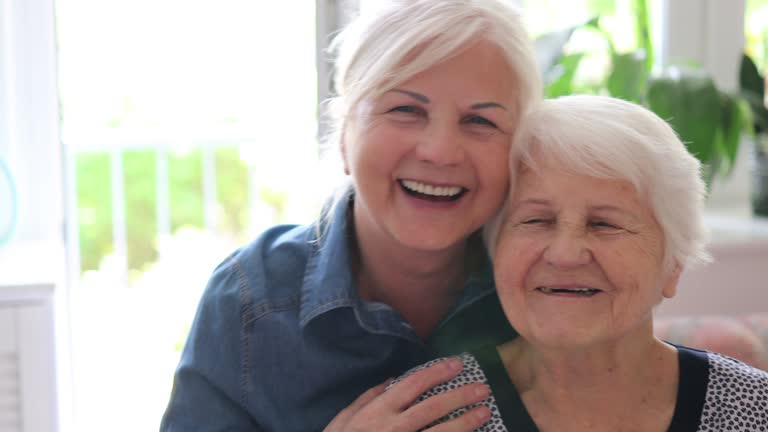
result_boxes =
[395,95,768,431]
[160,1,541,431]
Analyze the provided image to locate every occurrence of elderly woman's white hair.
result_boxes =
[485,95,711,271]
[319,0,541,217]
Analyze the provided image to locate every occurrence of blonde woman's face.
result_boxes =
[342,40,519,253]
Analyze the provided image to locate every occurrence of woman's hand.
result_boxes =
[324,358,491,432]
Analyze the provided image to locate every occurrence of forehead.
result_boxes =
[379,40,516,101]
[513,162,644,210]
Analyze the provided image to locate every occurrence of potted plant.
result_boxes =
[535,0,751,187]
[739,54,768,216]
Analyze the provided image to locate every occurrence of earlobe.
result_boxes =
[661,263,682,299]
[340,127,351,175]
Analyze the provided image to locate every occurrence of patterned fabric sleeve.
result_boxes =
[698,352,768,431]
[386,353,507,431]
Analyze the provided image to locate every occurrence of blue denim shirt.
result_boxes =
[160,194,516,431]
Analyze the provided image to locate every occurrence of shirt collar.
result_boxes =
[298,188,358,326]
[297,189,498,338]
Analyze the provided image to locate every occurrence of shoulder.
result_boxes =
[387,353,507,431]
[200,222,316,310]
[388,353,487,391]
[699,351,768,428]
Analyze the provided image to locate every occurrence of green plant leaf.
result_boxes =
[633,0,653,74]
[716,92,745,174]
[545,53,585,98]
[534,26,578,81]
[739,53,765,97]
[587,0,615,15]
[647,73,721,167]
[534,17,597,83]
[741,90,768,132]
[582,16,617,55]
[607,51,648,103]
[739,54,768,134]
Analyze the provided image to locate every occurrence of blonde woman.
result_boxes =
[161,1,541,431]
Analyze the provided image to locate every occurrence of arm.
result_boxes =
[160,368,261,432]
[160,258,260,431]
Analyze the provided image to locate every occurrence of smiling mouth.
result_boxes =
[537,287,602,297]
[399,179,467,202]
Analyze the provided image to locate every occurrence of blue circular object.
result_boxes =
[0,158,17,246]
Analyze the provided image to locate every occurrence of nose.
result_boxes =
[543,226,592,269]
[414,119,466,166]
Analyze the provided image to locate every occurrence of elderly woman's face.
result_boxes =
[342,40,518,252]
[493,160,680,349]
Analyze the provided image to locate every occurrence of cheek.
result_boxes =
[478,141,511,181]
[598,243,666,308]
[366,126,417,159]
[494,236,539,292]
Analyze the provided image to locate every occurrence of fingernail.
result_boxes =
[447,357,463,371]
[475,407,491,422]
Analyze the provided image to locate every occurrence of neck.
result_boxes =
[350,206,471,339]
[500,323,679,431]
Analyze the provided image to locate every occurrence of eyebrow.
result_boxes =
[590,205,626,213]
[515,200,634,219]
[389,89,507,111]
[470,102,507,111]
[516,198,550,207]
[391,89,430,103]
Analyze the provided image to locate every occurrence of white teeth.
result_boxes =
[401,180,463,197]
[540,287,598,294]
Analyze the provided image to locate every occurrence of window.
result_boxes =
[55,1,324,430]
[746,0,768,72]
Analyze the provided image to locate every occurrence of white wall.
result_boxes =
[0,0,71,430]
[0,0,63,246]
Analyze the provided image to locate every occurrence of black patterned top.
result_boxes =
[389,344,768,431]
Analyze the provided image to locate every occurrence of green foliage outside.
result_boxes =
[125,150,158,274]
[76,146,250,275]
[215,147,249,235]
[77,153,113,272]
[168,150,205,233]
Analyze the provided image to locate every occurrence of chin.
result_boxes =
[398,236,459,253]
[394,227,467,252]
[526,326,609,350]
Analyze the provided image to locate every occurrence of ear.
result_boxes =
[661,263,682,299]
[340,126,351,175]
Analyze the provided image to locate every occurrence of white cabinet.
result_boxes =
[0,284,57,432]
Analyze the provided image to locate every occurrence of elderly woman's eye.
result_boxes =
[522,218,550,225]
[590,221,620,230]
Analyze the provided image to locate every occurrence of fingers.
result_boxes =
[348,379,391,412]
[324,379,390,431]
[401,383,490,429]
[381,358,464,410]
[424,405,492,432]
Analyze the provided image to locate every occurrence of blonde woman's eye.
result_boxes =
[464,115,496,128]
[522,218,550,225]
[389,105,421,114]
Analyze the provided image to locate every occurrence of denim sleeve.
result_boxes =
[159,256,261,431]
